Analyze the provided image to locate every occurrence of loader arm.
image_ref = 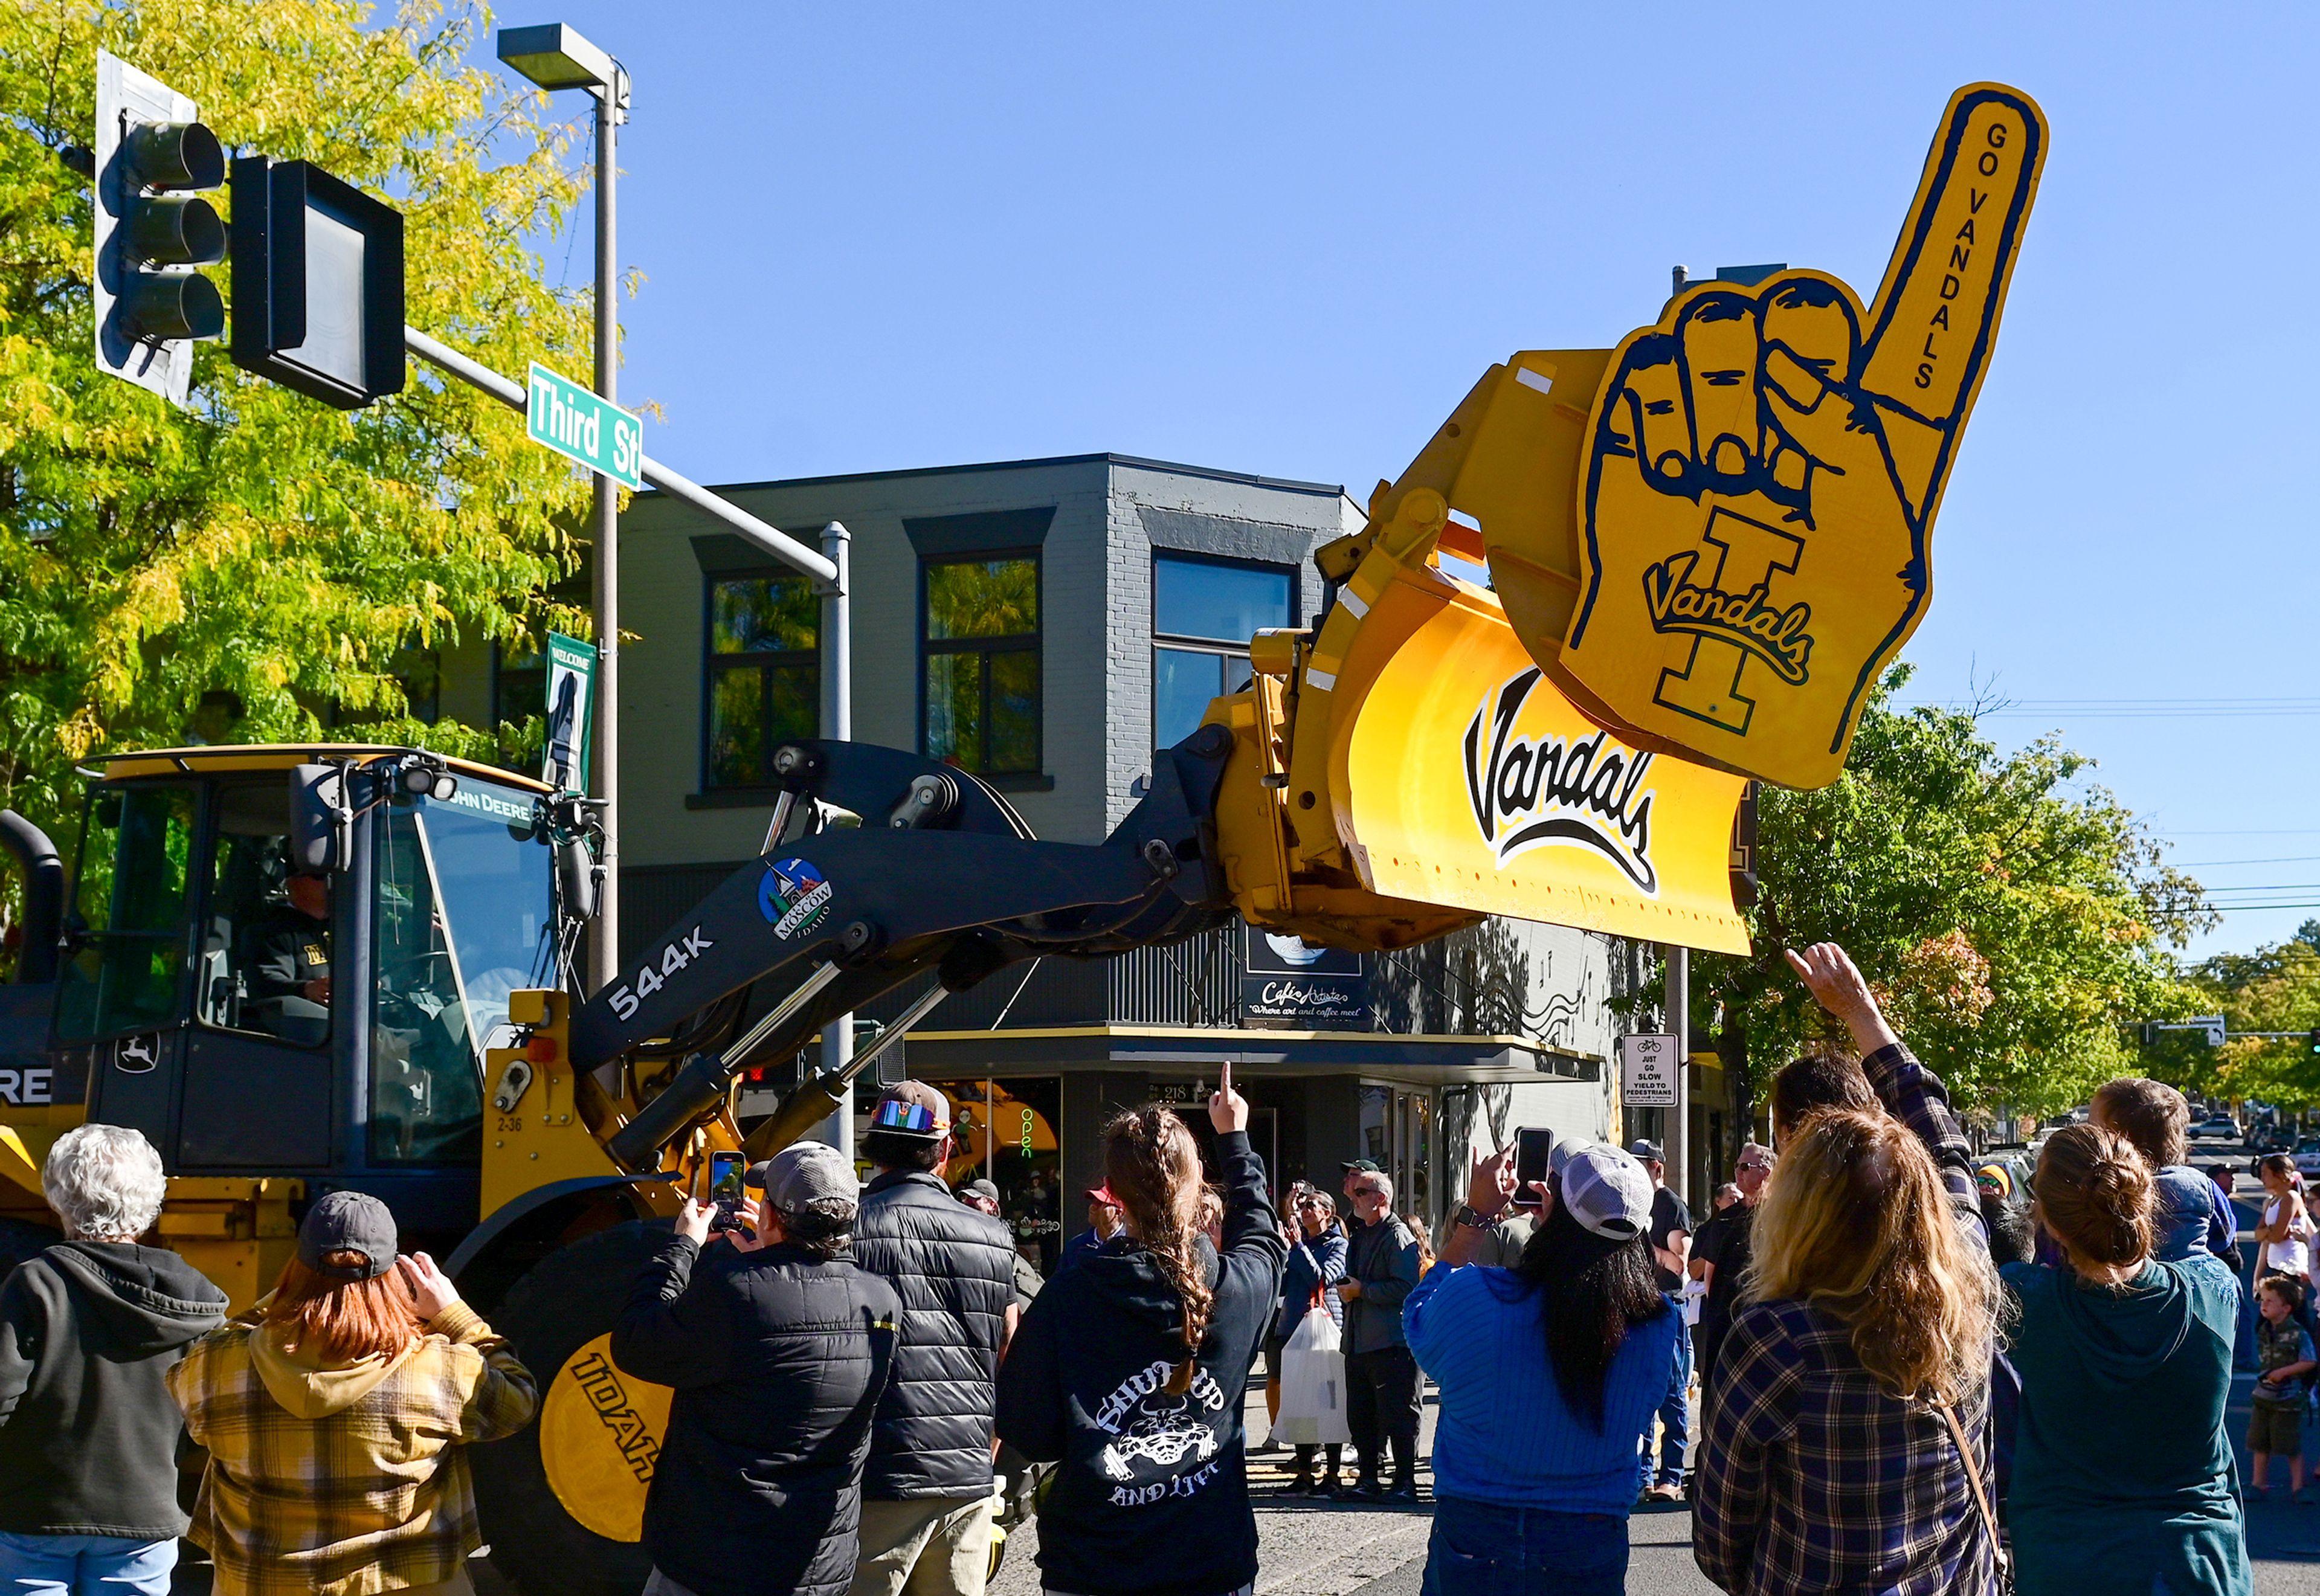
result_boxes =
[545,729,1237,1175]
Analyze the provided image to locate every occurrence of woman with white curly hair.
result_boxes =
[0,1124,227,1595]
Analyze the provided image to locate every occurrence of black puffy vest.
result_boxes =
[851,1170,1020,1498]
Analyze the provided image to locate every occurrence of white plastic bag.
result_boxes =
[1269,1304,1352,1447]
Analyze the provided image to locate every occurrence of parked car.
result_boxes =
[2294,1138,2320,1180]
[2192,1115,2242,1144]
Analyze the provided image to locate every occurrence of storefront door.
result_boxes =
[1358,1085,1438,1232]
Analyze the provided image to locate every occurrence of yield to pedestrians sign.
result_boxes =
[1620,1034,1680,1109]
[526,362,642,488]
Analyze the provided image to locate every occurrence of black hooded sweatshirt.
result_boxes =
[995,1130,1285,1596]
[0,1240,228,1539]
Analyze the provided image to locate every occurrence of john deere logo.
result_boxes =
[1464,668,1658,894]
[758,856,834,941]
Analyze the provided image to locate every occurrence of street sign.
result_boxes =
[526,361,642,488]
[543,630,595,791]
[1620,1034,1680,1109]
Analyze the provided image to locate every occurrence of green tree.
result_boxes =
[2193,940,2320,1109]
[1696,669,2212,1149]
[1,0,603,948]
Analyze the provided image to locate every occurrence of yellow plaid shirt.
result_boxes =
[166,1302,538,1596]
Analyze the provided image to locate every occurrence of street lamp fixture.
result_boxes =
[496,21,628,999]
[496,23,618,94]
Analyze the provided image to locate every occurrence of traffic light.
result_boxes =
[2306,1028,2320,1058]
[94,51,225,405]
[229,156,405,408]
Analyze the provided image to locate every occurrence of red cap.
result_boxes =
[1084,1183,1120,1206]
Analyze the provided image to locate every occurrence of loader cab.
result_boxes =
[48,747,559,1247]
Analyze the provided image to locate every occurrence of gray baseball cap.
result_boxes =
[1559,1145,1655,1241]
[298,1190,397,1282]
[959,1177,1000,1204]
[746,1141,859,1215]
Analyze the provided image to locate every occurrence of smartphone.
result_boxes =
[1512,1127,1555,1207]
[708,1151,747,1233]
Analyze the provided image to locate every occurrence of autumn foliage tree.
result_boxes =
[0,0,605,950]
[1695,670,2213,1145]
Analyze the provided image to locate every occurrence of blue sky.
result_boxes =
[460,2,2316,962]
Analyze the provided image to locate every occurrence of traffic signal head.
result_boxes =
[94,51,226,405]
[2306,1028,2320,1058]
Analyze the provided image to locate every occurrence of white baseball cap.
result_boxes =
[1557,1144,1655,1241]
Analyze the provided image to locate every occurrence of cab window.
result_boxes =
[55,785,196,1041]
[196,782,331,1047]
[370,803,483,1165]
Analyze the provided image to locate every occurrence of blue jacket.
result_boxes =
[1405,1261,1680,1514]
[1276,1230,1347,1337]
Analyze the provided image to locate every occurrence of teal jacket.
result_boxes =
[2002,1255,2250,1596]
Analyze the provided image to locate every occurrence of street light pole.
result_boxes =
[818,521,854,1161]
[588,67,627,996]
[498,22,630,994]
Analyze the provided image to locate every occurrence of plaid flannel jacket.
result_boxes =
[1692,1041,1998,1596]
[166,1302,538,1596]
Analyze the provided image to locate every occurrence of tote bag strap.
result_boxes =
[1933,1398,2011,1591]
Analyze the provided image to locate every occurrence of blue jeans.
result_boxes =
[0,1532,176,1596]
[1636,1301,1692,1491]
[1422,1496,1628,1596]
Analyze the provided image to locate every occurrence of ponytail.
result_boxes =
[1102,1106,1215,1394]
[2034,1122,2155,1274]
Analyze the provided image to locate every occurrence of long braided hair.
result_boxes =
[1103,1106,1214,1395]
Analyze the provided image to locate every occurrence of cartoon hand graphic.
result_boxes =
[1559,83,2046,790]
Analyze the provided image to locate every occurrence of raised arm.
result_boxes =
[610,1200,733,1390]
[1787,943,1981,1226]
[1210,1063,1289,1270]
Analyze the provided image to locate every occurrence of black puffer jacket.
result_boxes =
[0,1240,227,1540]
[612,1235,901,1596]
[852,1169,1019,1498]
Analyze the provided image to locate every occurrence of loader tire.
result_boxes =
[470,1220,671,1596]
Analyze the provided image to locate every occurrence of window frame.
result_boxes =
[918,547,1044,777]
[699,571,822,792]
[1150,550,1300,750]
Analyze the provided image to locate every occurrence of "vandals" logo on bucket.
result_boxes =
[1464,668,1658,893]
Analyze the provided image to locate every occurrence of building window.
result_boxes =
[1152,554,1294,749]
[706,576,819,788]
[922,554,1040,775]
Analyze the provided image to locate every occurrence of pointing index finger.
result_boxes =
[1859,84,2048,445]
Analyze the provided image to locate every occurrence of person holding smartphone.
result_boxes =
[1406,1142,1679,1594]
[613,1142,901,1596]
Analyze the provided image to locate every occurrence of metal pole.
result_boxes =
[1663,944,1690,1206]
[586,72,625,996]
[816,521,854,1157]
[400,326,836,584]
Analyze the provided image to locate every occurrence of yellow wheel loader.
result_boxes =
[0,81,2043,1596]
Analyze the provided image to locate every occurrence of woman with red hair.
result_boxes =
[168,1191,536,1596]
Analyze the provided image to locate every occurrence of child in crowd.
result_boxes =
[2251,1275,2317,1501]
